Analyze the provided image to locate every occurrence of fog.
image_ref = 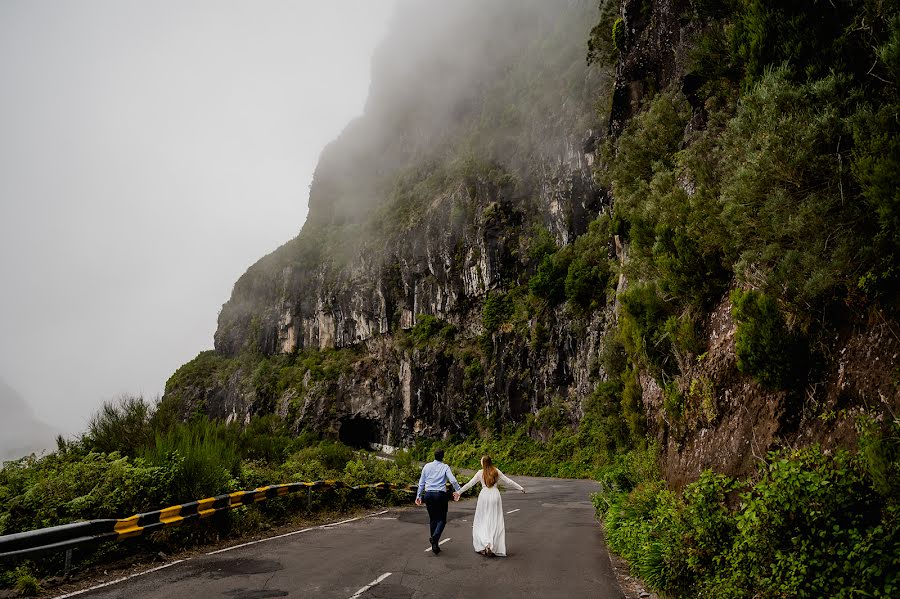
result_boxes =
[305,0,604,227]
[0,0,397,446]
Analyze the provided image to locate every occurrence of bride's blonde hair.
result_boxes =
[481,455,499,487]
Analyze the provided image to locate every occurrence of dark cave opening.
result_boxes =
[338,416,380,449]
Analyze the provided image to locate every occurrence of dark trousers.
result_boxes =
[424,490,449,542]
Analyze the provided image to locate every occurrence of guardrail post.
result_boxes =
[307,486,312,513]
[64,549,72,578]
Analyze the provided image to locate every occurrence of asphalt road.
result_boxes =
[63,476,622,599]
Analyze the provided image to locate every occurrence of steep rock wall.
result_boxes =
[165,0,900,487]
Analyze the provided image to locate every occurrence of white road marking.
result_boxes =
[52,560,185,599]
[424,538,452,552]
[207,527,316,555]
[507,508,520,514]
[320,516,362,528]
[349,572,392,599]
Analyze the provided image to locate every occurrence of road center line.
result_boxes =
[507,508,520,514]
[349,572,392,599]
[52,560,185,599]
[424,538,451,552]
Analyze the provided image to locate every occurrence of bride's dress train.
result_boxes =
[457,469,524,556]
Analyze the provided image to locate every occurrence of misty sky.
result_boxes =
[0,0,396,435]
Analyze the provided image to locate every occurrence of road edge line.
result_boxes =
[52,560,185,599]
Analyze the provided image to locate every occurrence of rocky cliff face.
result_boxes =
[165,0,899,484]
[215,145,603,357]
[174,0,613,449]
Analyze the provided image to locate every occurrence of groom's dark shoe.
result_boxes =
[431,539,440,554]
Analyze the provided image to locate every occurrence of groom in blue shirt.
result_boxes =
[415,448,461,554]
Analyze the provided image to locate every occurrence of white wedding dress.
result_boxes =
[457,468,524,556]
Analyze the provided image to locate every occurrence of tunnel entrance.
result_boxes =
[338,416,380,449]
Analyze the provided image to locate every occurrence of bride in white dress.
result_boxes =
[455,455,525,557]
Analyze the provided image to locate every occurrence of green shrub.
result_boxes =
[691,0,737,19]
[620,368,645,443]
[250,359,279,401]
[858,416,900,500]
[564,255,604,309]
[600,6,900,373]
[0,449,173,535]
[409,314,456,347]
[300,347,359,382]
[677,471,740,590]
[619,283,674,375]
[662,313,704,358]
[342,451,419,488]
[717,70,867,307]
[14,568,40,596]
[689,20,741,101]
[280,441,355,481]
[141,420,240,502]
[731,289,804,389]
[460,350,485,391]
[531,399,572,435]
[528,251,571,305]
[524,225,558,263]
[611,18,625,53]
[599,91,690,215]
[165,350,237,395]
[851,99,900,294]
[564,217,613,311]
[722,448,896,597]
[582,380,631,454]
[586,0,622,66]
[595,445,899,598]
[240,414,294,463]
[482,290,514,332]
[732,0,858,87]
[85,395,153,456]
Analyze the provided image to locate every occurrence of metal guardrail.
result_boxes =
[0,480,418,561]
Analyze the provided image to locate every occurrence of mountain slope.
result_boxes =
[0,378,57,461]
[164,0,899,485]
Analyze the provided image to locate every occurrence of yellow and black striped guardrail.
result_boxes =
[0,480,419,561]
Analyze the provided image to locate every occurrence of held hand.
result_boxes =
[415,497,423,506]
[452,492,460,501]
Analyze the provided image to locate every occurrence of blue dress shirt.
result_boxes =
[417,460,461,499]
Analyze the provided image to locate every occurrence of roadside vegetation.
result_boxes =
[593,420,899,598]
